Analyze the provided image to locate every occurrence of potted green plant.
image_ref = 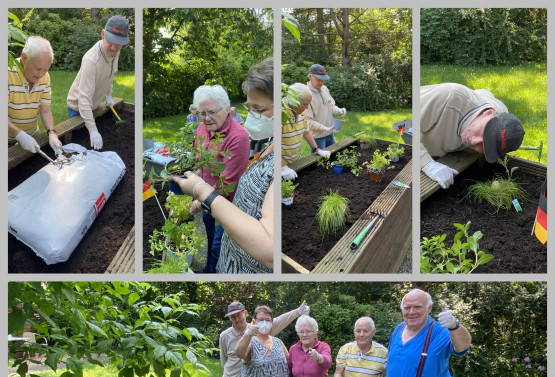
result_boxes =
[165,192,194,223]
[316,190,350,236]
[358,134,377,150]
[282,179,298,205]
[363,150,390,182]
[386,143,405,162]
[146,219,205,274]
[331,147,362,176]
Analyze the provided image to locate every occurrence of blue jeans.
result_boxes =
[311,134,336,153]
[67,107,80,119]
[202,210,224,273]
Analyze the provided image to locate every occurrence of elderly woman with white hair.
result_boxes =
[288,315,332,377]
[172,58,275,274]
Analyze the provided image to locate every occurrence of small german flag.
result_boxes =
[398,124,405,136]
[143,179,155,202]
[533,178,547,244]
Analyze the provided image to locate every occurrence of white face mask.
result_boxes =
[244,112,274,140]
[257,320,272,334]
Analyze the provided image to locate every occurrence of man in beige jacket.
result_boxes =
[421,83,525,188]
[305,64,346,152]
[67,15,129,150]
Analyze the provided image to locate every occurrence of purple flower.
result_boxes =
[74,45,78,49]
[68,52,72,55]
[526,365,532,369]
[512,358,518,362]
[524,357,531,362]
[542,35,546,40]
[538,366,546,371]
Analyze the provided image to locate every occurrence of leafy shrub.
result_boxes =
[421,8,547,65]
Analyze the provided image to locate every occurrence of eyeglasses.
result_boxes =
[297,330,314,335]
[199,107,223,119]
[243,102,273,119]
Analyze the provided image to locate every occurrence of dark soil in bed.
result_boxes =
[420,160,546,273]
[8,107,135,273]
[282,140,412,271]
[142,183,169,270]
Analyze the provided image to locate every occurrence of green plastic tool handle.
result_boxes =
[350,215,380,250]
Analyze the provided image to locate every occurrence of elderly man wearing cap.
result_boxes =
[67,15,130,150]
[219,300,310,377]
[305,64,346,152]
[421,83,525,189]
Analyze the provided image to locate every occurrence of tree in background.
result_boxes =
[282,8,412,112]
[8,8,135,72]
[143,8,273,119]
[8,9,33,72]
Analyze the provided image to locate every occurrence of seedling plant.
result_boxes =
[282,179,298,198]
[317,146,362,176]
[357,134,377,149]
[317,190,350,236]
[363,149,390,174]
[420,221,494,273]
[386,143,405,160]
[464,155,527,213]
[165,192,194,224]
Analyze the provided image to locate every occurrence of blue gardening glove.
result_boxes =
[422,160,459,189]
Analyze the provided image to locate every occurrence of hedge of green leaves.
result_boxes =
[421,8,547,65]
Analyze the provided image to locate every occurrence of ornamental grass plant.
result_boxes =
[316,190,350,237]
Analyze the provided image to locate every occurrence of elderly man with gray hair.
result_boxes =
[281,82,331,180]
[387,288,471,376]
[8,36,62,154]
[334,316,387,376]
[189,84,250,273]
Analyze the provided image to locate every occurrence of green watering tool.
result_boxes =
[350,211,386,250]
[518,140,543,162]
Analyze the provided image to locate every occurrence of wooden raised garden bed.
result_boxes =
[420,149,547,273]
[8,100,135,273]
[282,137,412,274]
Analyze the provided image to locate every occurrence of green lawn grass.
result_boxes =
[40,70,135,131]
[421,64,547,164]
[298,109,412,159]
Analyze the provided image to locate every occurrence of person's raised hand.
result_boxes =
[438,302,458,329]
[246,319,259,337]
[297,300,310,316]
[422,160,459,189]
[308,348,321,362]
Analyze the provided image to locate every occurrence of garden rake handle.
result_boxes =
[108,104,123,121]
[35,147,56,164]
[350,215,381,250]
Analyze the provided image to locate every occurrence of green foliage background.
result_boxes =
[421,8,547,65]
[8,8,135,71]
[282,8,412,112]
[143,8,273,119]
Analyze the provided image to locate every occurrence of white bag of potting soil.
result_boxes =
[8,144,126,264]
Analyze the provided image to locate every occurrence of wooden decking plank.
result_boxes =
[288,137,357,172]
[420,148,481,202]
[105,225,135,274]
[9,98,124,170]
[281,253,310,274]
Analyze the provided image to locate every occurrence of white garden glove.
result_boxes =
[89,130,103,150]
[246,320,259,337]
[105,95,114,107]
[282,165,298,180]
[340,108,347,117]
[316,149,331,158]
[308,348,322,362]
[326,125,340,134]
[48,132,63,154]
[297,300,310,316]
[422,160,459,189]
[438,302,458,329]
[15,131,39,153]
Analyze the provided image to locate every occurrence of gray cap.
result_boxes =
[225,301,246,317]
[309,64,330,80]
[104,15,129,45]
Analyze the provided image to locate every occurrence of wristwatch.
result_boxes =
[201,190,220,213]
[449,318,460,331]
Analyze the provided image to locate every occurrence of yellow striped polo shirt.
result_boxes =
[8,59,52,139]
[282,112,309,164]
[336,341,388,376]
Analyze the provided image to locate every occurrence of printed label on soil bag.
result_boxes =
[94,193,107,215]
